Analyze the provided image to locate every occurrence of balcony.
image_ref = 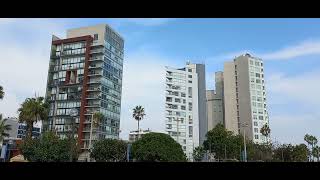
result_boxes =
[86,95,101,99]
[89,57,103,62]
[88,71,102,77]
[90,49,104,54]
[87,80,101,84]
[88,64,103,69]
[87,87,101,91]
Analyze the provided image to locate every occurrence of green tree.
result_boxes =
[272,144,295,162]
[292,144,309,162]
[132,132,186,162]
[91,139,127,162]
[18,97,49,140]
[19,131,79,162]
[132,106,145,132]
[304,134,318,161]
[0,114,12,146]
[260,124,271,144]
[0,85,4,100]
[193,146,206,162]
[312,146,320,162]
[203,123,242,160]
[247,141,273,162]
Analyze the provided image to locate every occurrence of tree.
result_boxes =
[312,146,320,162]
[18,97,48,140]
[203,123,242,160]
[304,134,318,161]
[0,85,4,100]
[292,144,309,162]
[132,106,145,132]
[132,132,186,162]
[247,141,273,162]
[91,139,127,162]
[260,124,271,143]
[92,112,104,128]
[19,131,79,162]
[193,146,206,162]
[272,144,295,162]
[0,114,12,147]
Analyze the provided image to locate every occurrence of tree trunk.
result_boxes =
[26,122,33,140]
[138,120,140,133]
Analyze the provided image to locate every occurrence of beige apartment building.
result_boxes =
[207,53,270,144]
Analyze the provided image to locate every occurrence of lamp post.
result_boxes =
[240,122,249,162]
[69,108,78,162]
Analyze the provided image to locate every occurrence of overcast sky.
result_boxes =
[0,18,319,144]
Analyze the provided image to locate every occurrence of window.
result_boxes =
[256,79,261,83]
[256,73,260,78]
[250,72,254,77]
[254,128,259,133]
[188,75,192,78]
[181,106,186,110]
[255,135,259,139]
[252,96,256,101]
[259,116,264,120]
[183,139,186,144]
[167,124,172,129]
[253,115,257,120]
[255,61,260,66]
[188,80,192,83]
[188,102,192,111]
[189,126,193,137]
[252,102,257,107]
[188,87,192,98]
[251,78,255,83]
[188,69,192,72]
[250,60,253,65]
[175,98,181,103]
[254,122,258,126]
[183,99,186,104]
[181,93,186,97]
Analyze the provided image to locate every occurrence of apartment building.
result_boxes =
[206,71,224,131]
[165,62,207,160]
[43,24,124,155]
[223,53,270,143]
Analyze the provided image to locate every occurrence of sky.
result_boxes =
[0,18,319,145]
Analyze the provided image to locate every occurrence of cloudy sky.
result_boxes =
[0,18,319,144]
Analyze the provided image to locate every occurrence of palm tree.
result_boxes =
[0,85,4,100]
[312,146,320,162]
[260,124,271,144]
[92,112,104,128]
[132,106,145,133]
[18,97,48,140]
[0,114,12,147]
[304,134,318,161]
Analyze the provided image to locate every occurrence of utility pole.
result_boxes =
[69,108,78,162]
[88,113,94,162]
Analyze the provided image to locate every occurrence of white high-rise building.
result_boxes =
[165,62,207,160]
[223,53,270,144]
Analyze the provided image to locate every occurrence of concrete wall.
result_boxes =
[67,24,106,45]
[195,64,207,145]
[223,62,239,135]
[206,90,223,131]
[234,56,253,140]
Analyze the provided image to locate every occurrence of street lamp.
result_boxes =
[240,122,249,162]
[69,108,78,162]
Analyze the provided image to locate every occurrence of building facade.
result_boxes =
[128,129,152,142]
[223,53,270,143]
[207,71,224,131]
[2,117,40,140]
[43,24,124,152]
[165,62,207,160]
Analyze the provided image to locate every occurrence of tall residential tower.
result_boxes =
[165,62,207,160]
[206,71,224,131]
[43,24,124,156]
[223,53,270,143]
